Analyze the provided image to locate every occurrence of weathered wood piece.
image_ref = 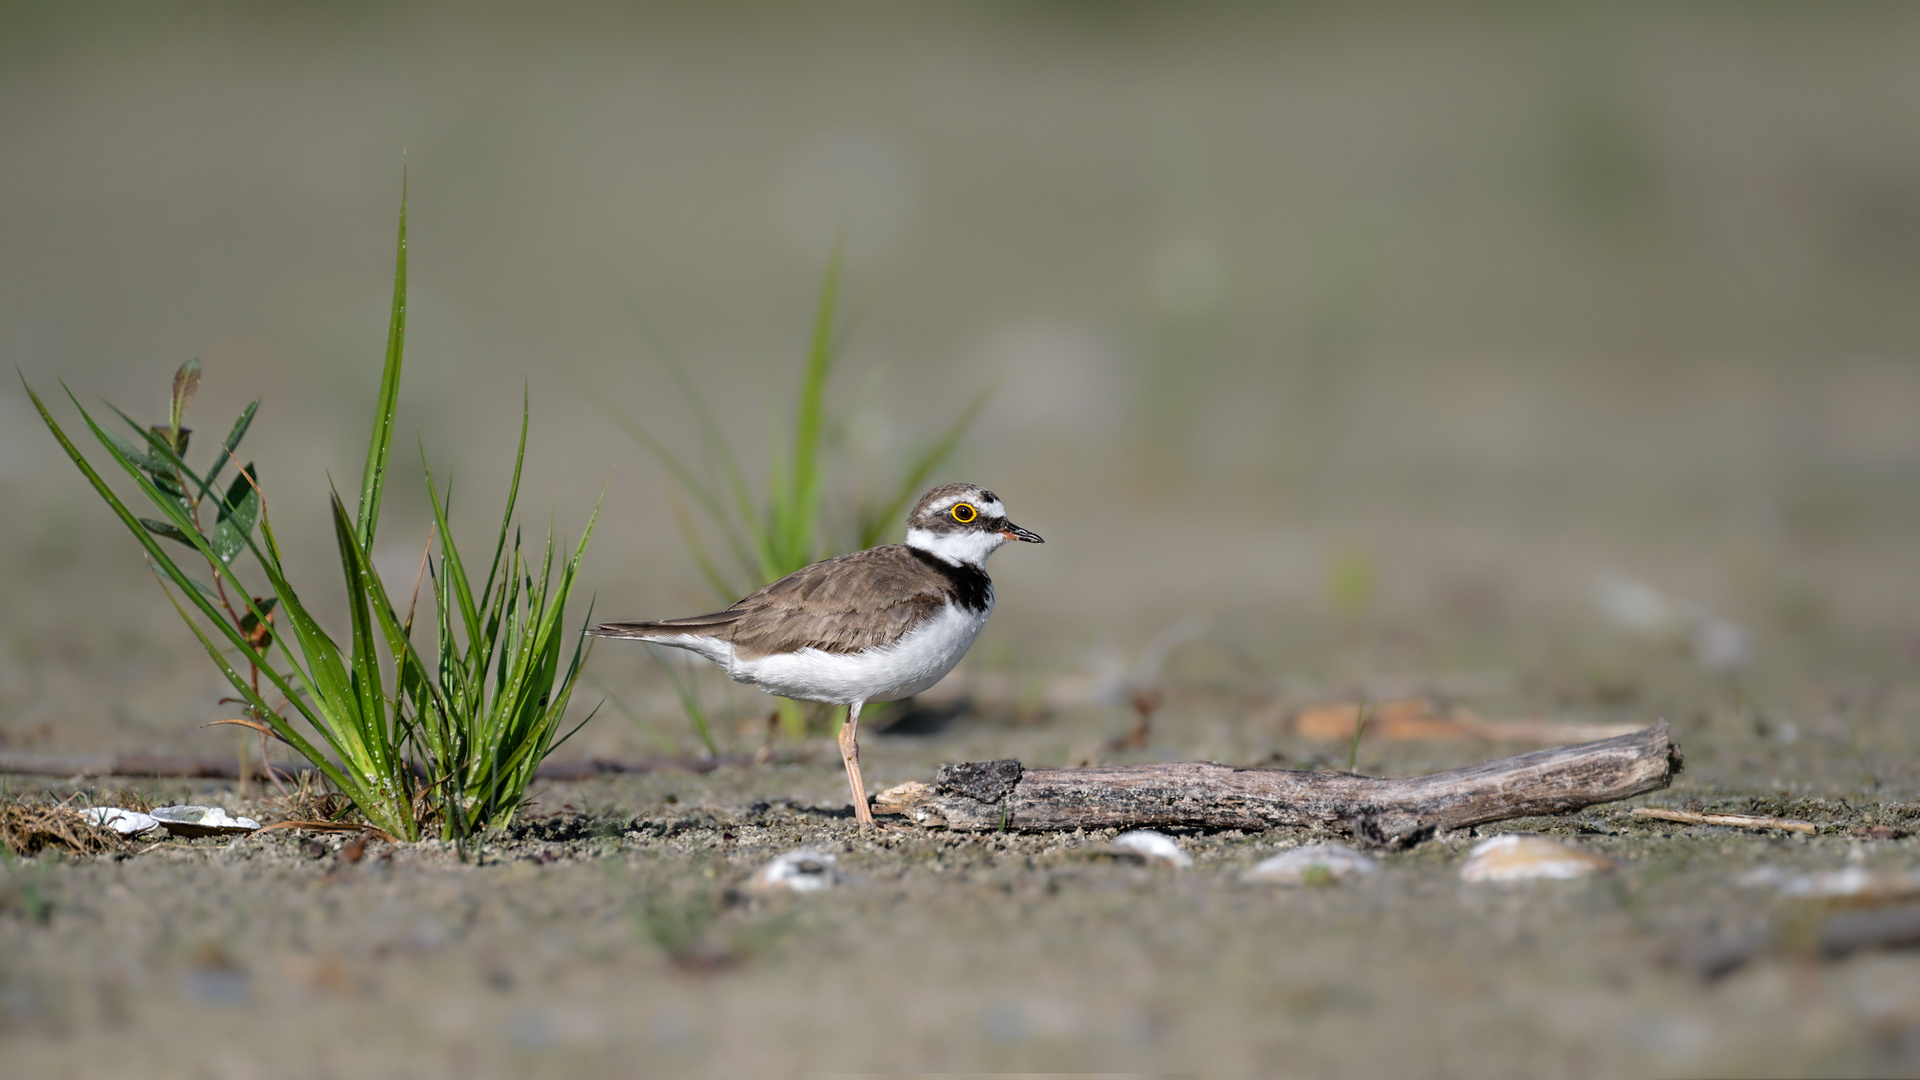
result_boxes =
[873,721,1679,848]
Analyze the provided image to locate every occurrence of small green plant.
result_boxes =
[25,181,598,841]
[1347,696,1374,775]
[645,645,722,757]
[592,249,990,600]
[586,249,989,743]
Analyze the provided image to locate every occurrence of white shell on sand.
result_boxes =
[81,807,162,835]
[1459,834,1619,882]
[747,848,839,893]
[1110,830,1193,868]
[1241,843,1378,885]
[148,805,261,837]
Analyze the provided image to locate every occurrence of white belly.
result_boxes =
[727,600,991,706]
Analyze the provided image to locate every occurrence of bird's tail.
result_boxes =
[589,611,742,639]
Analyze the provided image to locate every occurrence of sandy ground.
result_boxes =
[6,5,1920,1077]
[3,659,1919,1079]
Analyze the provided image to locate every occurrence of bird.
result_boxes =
[590,483,1043,825]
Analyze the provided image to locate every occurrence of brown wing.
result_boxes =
[720,545,956,657]
[593,546,963,656]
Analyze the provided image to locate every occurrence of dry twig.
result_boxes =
[876,721,1680,849]
[1631,807,1816,835]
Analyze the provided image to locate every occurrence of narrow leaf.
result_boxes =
[100,427,164,473]
[138,516,200,549]
[356,168,407,552]
[170,358,201,435]
[783,240,842,575]
[859,379,995,548]
[29,379,327,747]
[210,463,260,565]
[201,399,259,494]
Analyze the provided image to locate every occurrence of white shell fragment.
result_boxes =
[1737,865,1920,901]
[1241,843,1378,885]
[81,807,162,836]
[148,805,261,838]
[747,847,838,893]
[1109,830,1193,868]
[1459,834,1619,882]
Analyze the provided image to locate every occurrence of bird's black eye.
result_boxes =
[950,502,977,523]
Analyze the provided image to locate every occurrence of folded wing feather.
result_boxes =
[593,546,959,659]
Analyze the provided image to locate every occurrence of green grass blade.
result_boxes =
[858,379,995,548]
[258,507,376,779]
[155,574,364,805]
[102,401,202,495]
[775,241,842,576]
[647,645,717,756]
[98,426,166,474]
[543,699,602,760]
[420,454,484,657]
[568,385,758,585]
[209,465,260,565]
[478,392,528,616]
[200,399,259,495]
[665,487,739,600]
[356,170,407,552]
[138,516,200,549]
[26,379,330,748]
[330,492,392,777]
[55,384,277,646]
[602,281,761,562]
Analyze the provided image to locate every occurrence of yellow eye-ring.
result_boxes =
[950,502,977,523]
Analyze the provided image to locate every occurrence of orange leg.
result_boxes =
[837,701,874,826]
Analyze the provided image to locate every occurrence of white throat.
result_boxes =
[906,527,1008,568]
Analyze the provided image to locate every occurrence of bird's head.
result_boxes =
[904,483,1043,568]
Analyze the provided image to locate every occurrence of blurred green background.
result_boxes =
[4,1,1919,759]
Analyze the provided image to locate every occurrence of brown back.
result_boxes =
[599,544,989,659]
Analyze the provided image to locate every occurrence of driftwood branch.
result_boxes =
[874,721,1680,848]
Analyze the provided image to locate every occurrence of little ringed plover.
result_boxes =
[591,483,1042,824]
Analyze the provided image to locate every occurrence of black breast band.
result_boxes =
[908,547,993,614]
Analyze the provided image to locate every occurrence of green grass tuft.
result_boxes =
[26,175,598,841]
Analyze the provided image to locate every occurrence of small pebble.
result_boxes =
[747,848,838,893]
[1241,843,1378,885]
[1110,830,1192,868]
[1459,834,1618,882]
[1736,865,1920,901]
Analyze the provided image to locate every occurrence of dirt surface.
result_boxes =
[9,5,1920,1077]
[4,684,1919,1079]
